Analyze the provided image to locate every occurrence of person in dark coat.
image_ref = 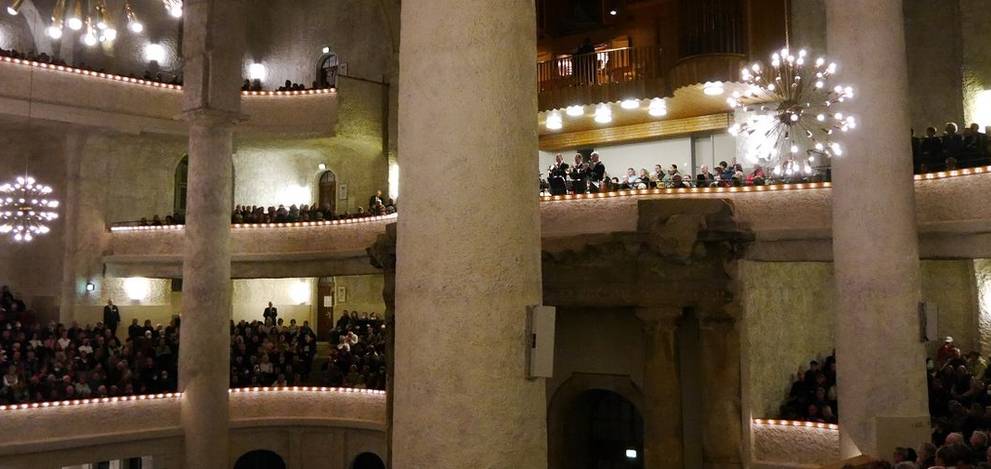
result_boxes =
[103,299,121,337]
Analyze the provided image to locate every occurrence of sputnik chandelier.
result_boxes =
[726,47,857,177]
[0,176,60,243]
[5,0,183,46]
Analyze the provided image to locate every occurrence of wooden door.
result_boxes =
[317,279,335,341]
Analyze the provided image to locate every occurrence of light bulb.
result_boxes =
[128,20,143,33]
[648,98,667,117]
[703,82,724,96]
[545,111,563,131]
[565,105,584,117]
[620,99,639,110]
[47,25,63,39]
[67,16,83,30]
[83,31,97,46]
[104,28,117,41]
[168,4,182,17]
[593,105,612,124]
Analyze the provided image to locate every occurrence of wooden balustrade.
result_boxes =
[537,46,666,111]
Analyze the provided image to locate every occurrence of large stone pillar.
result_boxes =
[58,130,88,322]
[636,308,684,469]
[699,315,743,468]
[826,0,930,459]
[177,1,244,468]
[393,1,545,468]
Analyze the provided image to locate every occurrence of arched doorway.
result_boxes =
[565,389,644,469]
[316,51,340,89]
[174,156,188,216]
[351,452,385,469]
[318,170,338,216]
[233,449,286,469]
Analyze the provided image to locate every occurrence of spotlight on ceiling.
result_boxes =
[545,111,563,131]
[594,104,612,124]
[620,99,639,110]
[703,81,725,96]
[609,9,618,16]
[6,0,24,16]
[322,46,331,54]
[565,105,584,117]
[648,98,667,117]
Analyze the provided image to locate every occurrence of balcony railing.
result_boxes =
[537,46,666,111]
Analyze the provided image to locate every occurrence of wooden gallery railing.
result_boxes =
[537,46,666,111]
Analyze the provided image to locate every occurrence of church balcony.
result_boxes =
[0,387,385,469]
[102,169,991,280]
[105,214,397,279]
[0,56,338,138]
[538,46,667,112]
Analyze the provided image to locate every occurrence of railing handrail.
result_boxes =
[537,45,650,64]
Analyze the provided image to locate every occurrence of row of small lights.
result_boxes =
[108,165,991,233]
[540,181,832,201]
[0,386,384,412]
[752,418,839,431]
[0,56,336,97]
[545,81,726,131]
[110,213,398,233]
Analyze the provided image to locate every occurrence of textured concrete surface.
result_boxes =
[0,390,386,468]
[827,0,931,458]
[394,0,546,467]
[752,423,840,467]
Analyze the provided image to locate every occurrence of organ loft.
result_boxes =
[0,0,990,468]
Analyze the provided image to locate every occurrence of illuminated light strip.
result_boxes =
[0,387,384,412]
[752,418,838,431]
[0,56,337,97]
[110,213,398,232]
[539,182,833,202]
[913,165,991,181]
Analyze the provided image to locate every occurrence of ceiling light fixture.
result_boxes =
[545,111,563,130]
[0,176,59,243]
[648,98,667,117]
[565,105,584,117]
[594,104,612,124]
[703,81,725,96]
[6,0,23,15]
[620,99,639,110]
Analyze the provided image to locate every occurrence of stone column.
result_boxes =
[699,315,743,468]
[176,1,244,468]
[636,308,684,469]
[58,129,88,322]
[394,1,545,468]
[826,0,930,459]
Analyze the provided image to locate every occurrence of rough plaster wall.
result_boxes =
[960,0,991,127]
[235,137,387,213]
[752,424,839,466]
[975,259,991,357]
[741,261,836,419]
[0,127,66,320]
[72,277,174,327]
[744,260,980,418]
[86,134,187,224]
[789,0,826,54]
[333,274,386,317]
[904,0,965,132]
[922,260,979,355]
[548,308,645,402]
[232,278,316,326]
[0,0,399,86]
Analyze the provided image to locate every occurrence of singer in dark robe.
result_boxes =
[548,154,570,196]
[570,153,588,194]
[588,152,606,193]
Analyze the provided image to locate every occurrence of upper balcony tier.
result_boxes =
[0,56,338,138]
[105,169,991,278]
[537,47,746,113]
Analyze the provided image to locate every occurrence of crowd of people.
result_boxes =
[541,152,823,196]
[775,337,991,468]
[131,191,397,227]
[323,310,386,390]
[913,123,991,173]
[0,47,184,86]
[0,47,330,92]
[0,292,388,405]
[779,353,838,424]
[0,301,180,405]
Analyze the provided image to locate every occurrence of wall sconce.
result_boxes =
[318,163,327,171]
[85,282,95,292]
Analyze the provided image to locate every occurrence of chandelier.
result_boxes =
[0,176,60,243]
[726,47,857,178]
[4,0,182,45]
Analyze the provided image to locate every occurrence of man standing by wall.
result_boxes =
[263,301,278,325]
[103,299,121,336]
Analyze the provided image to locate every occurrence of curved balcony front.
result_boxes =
[104,170,991,280]
[0,57,338,138]
[0,387,385,469]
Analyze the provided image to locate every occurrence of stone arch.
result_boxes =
[547,373,644,469]
[232,449,286,469]
[316,50,340,89]
[317,169,338,215]
[350,452,386,469]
